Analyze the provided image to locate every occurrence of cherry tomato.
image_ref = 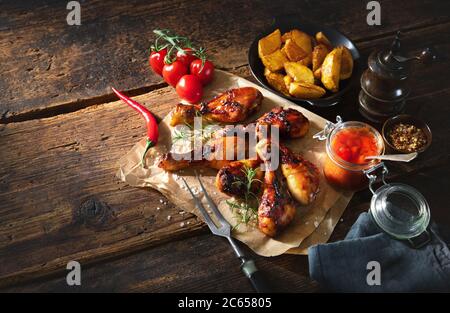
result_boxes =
[149,48,168,76]
[176,75,203,103]
[190,59,214,85]
[176,48,196,67]
[162,61,188,87]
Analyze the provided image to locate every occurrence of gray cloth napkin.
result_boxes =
[308,212,450,292]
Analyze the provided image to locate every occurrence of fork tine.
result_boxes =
[181,177,219,232]
[196,173,229,227]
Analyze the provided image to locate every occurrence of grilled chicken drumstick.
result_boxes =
[158,135,248,171]
[258,163,297,237]
[255,140,296,237]
[256,107,309,139]
[170,87,263,126]
[215,159,263,198]
[279,144,320,206]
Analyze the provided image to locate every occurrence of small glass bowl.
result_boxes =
[382,115,432,154]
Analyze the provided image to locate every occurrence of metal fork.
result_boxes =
[182,174,272,293]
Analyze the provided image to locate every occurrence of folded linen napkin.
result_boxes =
[308,212,450,292]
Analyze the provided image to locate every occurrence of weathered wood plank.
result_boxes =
[1,0,449,121]
[3,163,448,293]
[0,78,448,289]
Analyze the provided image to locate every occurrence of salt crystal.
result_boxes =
[167,215,172,220]
[187,221,190,225]
[156,207,160,211]
[314,221,319,228]
[340,218,344,222]
[159,199,164,203]
[179,211,185,215]
[180,222,185,227]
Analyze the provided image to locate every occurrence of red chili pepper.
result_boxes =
[112,87,159,167]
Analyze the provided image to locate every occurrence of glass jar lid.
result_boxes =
[370,183,430,240]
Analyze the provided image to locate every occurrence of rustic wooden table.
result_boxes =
[0,0,449,292]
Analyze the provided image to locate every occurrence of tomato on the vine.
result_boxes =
[149,48,168,76]
[162,61,188,87]
[176,48,196,67]
[190,60,215,85]
[176,75,203,103]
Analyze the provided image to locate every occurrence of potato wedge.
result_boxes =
[284,62,314,84]
[261,49,288,72]
[321,48,342,92]
[289,82,326,99]
[312,44,329,72]
[265,71,289,95]
[258,29,282,59]
[313,67,322,79]
[315,32,332,49]
[290,29,312,54]
[281,31,292,43]
[339,46,353,79]
[282,39,308,62]
[297,54,312,67]
[283,75,293,90]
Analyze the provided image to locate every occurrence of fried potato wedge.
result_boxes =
[283,75,293,90]
[290,29,312,54]
[321,48,342,92]
[297,53,312,67]
[312,44,329,72]
[315,32,332,49]
[261,49,288,72]
[313,67,322,79]
[289,82,326,99]
[284,62,314,84]
[282,39,308,62]
[265,71,289,95]
[258,29,282,59]
[339,46,353,79]
[281,31,291,43]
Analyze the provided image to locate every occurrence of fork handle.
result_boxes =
[241,259,272,293]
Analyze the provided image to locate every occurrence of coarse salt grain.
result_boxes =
[180,222,185,227]
[314,221,319,228]
[167,215,171,220]
[156,207,160,210]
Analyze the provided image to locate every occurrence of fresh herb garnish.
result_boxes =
[227,165,262,230]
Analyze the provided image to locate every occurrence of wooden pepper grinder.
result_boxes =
[359,31,436,122]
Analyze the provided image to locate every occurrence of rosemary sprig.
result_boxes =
[171,123,216,144]
[227,165,262,230]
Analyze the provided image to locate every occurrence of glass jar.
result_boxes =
[315,117,385,190]
[364,163,431,247]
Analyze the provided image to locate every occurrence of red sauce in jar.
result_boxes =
[332,127,379,165]
[324,124,383,190]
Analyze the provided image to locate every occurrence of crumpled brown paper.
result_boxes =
[116,70,353,257]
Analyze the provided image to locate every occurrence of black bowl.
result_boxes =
[248,15,361,107]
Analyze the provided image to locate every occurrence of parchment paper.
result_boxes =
[116,70,353,257]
